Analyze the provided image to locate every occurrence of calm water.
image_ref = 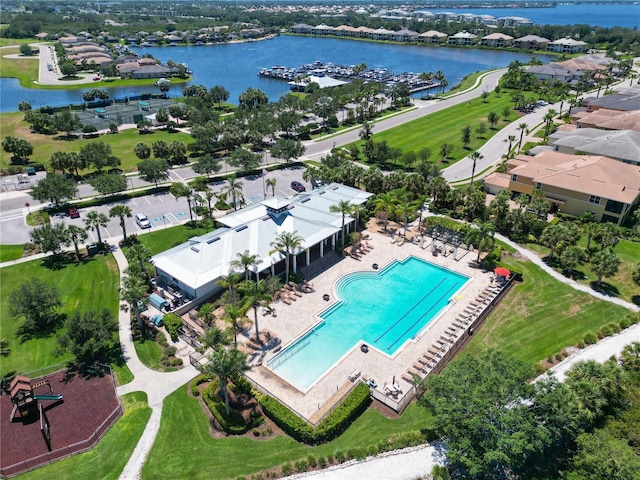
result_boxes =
[267,256,468,392]
[419,3,640,28]
[0,36,550,113]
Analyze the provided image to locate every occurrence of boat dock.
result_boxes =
[258,60,440,92]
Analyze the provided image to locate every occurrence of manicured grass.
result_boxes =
[141,385,432,480]
[136,223,211,255]
[0,254,120,377]
[356,90,520,168]
[0,244,25,262]
[524,238,640,305]
[463,253,632,363]
[20,391,151,480]
[444,70,485,95]
[0,46,39,85]
[134,336,164,371]
[0,111,193,172]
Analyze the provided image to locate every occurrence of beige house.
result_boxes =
[513,34,549,49]
[480,33,514,47]
[418,30,448,44]
[546,38,588,53]
[484,151,640,224]
[448,31,478,46]
[548,129,640,166]
[572,109,640,132]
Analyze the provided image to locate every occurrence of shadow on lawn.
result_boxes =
[590,281,620,298]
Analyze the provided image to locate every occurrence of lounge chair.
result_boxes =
[417,356,431,366]
[452,321,464,329]
[390,235,397,244]
[348,370,361,382]
[281,295,291,305]
[397,236,405,246]
[401,372,415,384]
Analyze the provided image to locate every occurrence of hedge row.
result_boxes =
[202,381,249,435]
[258,382,371,444]
[189,374,209,397]
[163,313,183,341]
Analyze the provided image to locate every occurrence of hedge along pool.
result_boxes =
[266,256,469,392]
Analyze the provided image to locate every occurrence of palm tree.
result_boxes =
[516,123,529,152]
[120,274,148,329]
[543,109,558,138]
[590,248,621,286]
[84,210,109,244]
[221,303,246,347]
[395,200,417,237]
[560,245,587,277]
[373,192,395,231]
[593,223,620,250]
[239,279,272,340]
[464,220,496,261]
[66,224,88,262]
[230,250,259,281]
[540,224,566,260]
[216,271,243,309]
[269,231,303,285]
[124,242,153,282]
[170,182,194,223]
[469,151,483,184]
[428,176,450,209]
[222,175,244,211]
[503,135,516,155]
[109,205,133,242]
[266,178,277,197]
[198,346,249,416]
[198,303,216,327]
[329,200,354,251]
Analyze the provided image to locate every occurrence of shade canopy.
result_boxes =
[494,267,511,277]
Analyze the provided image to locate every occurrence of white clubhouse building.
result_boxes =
[151,183,372,300]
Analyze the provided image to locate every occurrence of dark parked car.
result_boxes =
[68,207,80,219]
[291,181,306,193]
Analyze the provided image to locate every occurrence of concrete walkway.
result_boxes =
[110,248,199,480]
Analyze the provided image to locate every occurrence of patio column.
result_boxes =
[306,248,310,266]
[320,241,324,258]
[332,234,335,249]
[271,260,275,276]
[292,252,297,274]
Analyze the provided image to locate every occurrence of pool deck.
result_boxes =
[244,225,494,422]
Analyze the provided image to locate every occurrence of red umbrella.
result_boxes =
[494,267,511,277]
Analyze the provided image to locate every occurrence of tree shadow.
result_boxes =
[590,281,620,297]
[17,313,66,343]
[52,134,79,142]
[632,295,640,306]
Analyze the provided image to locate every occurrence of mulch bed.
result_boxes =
[0,368,120,476]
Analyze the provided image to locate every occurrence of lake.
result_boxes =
[0,36,549,113]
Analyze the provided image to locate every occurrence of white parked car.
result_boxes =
[135,213,151,229]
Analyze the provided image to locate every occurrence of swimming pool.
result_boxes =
[267,256,469,392]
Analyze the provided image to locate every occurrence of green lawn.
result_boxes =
[524,238,640,305]
[356,90,520,168]
[142,385,432,480]
[0,244,25,262]
[463,253,632,363]
[0,46,39,85]
[0,254,131,383]
[0,111,193,172]
[20,392,151,480]
[136,223,211,255]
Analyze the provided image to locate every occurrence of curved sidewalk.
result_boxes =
[111,248,198,480]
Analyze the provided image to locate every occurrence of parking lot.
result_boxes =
[20,165,311,245]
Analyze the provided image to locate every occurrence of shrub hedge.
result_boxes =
[202,380,249,435]
[189,374,208,397]
[163,313,183,340]
[258,383,371,444]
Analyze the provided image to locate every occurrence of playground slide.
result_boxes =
[33,394,63,401]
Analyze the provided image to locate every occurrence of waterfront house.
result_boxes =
[394,28,420,42]
[354,26,375,38]
[514,34,549,50]
[334,25,358,37]
[546,38,588,54]
[371,28,395,41]
[483,151,640,224]
[312,24,335,36]
[418,30,448,44]
[525,63,584,84]
[499,16,534,26]
[447,31,478,46]
[480,33,514,47]
[291,23,314,34]
[150,183,372,300]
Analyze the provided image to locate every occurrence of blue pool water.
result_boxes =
[267,256,469,391]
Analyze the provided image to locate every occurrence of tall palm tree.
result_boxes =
[239,279,272,340]
[216,271,243,309]
[269,231,303,285]
[120,274,148,329]
[198,303,216,327]
[543,109,558,138]
[222,303,246,347]
[222,175,244,211]
[428,176,450,209]
[395,200,417,237]
[469,151,484,184]
[109,205,133,242]
[230,250,259,281]
[170,182,194,223]
[198,346,249,416]
[84,210,109,244]
[266,178,277,197]
[198,323,231,352]
[124,242,153,282]
[516,123,529,152]
[373,192,395,232]
[590,248,621,286]
[66,224,88,262]
[329,200,354,251]
[503,135,516,155]
[464,220,496,261]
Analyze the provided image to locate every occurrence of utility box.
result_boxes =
[87,243,99,256]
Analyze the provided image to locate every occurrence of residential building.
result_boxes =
[417,30,447,44]
[447,31,478,46]
[582,93,640,113]
[513,34,549,50]
[480,33,514,47]
[548,129,640,166]
[572,109,640,132]
[394,28,419,42]
[526,63,584,84]
[483,151,640,224]
[151,184,373,300]
[546,37,588,53]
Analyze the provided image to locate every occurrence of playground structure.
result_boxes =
[9,375,63,420]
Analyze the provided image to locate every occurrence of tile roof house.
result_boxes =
[526,63,584,83]
[448,31,478,45]
[583,93,640,113]
[480,32,514,47]
[572,109,640,132]
[151,184,373,300]
[546,37,588,53]
[394,28,419,42]
[483,151,640,224]
[514,34,549,49]
[291,23,314,34]
[548,129,640,166]
[417,30,448,44]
